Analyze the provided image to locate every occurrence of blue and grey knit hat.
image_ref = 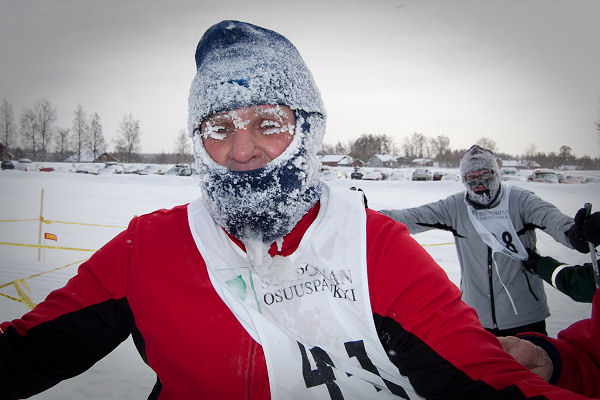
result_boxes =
[188,20,325,135]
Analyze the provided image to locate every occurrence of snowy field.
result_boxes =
[0,167,598,399]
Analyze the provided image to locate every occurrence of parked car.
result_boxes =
[583,176,600,184]
[98,162,125,174]
[350,168,363,180]
[318,167,338,181]
[75,163,103,175]
[362,170,383,181]
[387,171,408,181]
[432,171,444,181]
[165,163,193,176]
[38,166,55,172]
[1,160,15,170]
[123,164,144,174]
[500,167,521,181]
[559,174,584,184]
[527,168,559,184]
[16,158,33,171]
[137,165,167,175]
[411,168,432,181]
[441,173,460,181]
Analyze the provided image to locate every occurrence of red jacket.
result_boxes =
[0,204,592,399]
[520,288,600,398]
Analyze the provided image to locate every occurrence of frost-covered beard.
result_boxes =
[193,112,324,281]
[464,173,501,206]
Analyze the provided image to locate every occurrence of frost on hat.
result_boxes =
[188,20,325,134]
[459,145,500,178]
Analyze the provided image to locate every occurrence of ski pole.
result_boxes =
[584,203,600,289]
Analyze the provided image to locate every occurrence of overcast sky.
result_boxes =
[1,0,599,157]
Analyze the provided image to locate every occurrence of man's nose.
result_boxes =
[230,127,258,163]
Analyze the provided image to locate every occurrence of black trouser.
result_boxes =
[485,320,547,337]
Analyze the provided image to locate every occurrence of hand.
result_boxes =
[567,208,600,253]
[522,248,540,274]
[498,336,553,381]
[574,208,600,246]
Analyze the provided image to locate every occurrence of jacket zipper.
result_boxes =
[487,247,498,329]
[523,271,540,301]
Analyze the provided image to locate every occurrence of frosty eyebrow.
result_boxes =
[254,106,290,121]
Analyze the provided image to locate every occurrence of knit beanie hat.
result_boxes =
[460,145,501,205]
[188,20,325,135]
[187,21,326,277]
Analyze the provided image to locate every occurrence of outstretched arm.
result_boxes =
[378,196,456,234]
[0,226,136,399]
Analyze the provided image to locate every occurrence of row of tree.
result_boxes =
[321,131,600,169]
[3,97,598,168]
[0,98,185,163]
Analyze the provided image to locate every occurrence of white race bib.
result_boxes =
[188,183,422,399]
[465,186,528,261]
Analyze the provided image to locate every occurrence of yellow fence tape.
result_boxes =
[41,219,126,229]
[0,217,125,229]
[422,242,455,247]
[0,259,86,310]
[0,241,97,252]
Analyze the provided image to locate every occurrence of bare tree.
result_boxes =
[173,129,191,163]
[429,135,452,166]
[20,108,37,159]
[1,99,17,154]
[523,143,536,158]
[114,114,141,163]
[72,104,89,162]
[559,145,573,165]
[89,112,107,160]
[348,133,394,162]
[476,137,498,153]
[319,141,348,155]
[430,135,450,159]
[54,127,71,161]
[404,132,428,158]
[597,119,600,151]
[32,99,56,160]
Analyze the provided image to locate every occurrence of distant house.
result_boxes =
[395,156,411,167]
[366,154,398,168]
[411,158,434,167]
[320,154,353,167]
[64,152,119,163]
[351,159,364,168]
[94,153,119,163]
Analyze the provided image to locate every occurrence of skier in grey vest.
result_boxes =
[380,145,600,336]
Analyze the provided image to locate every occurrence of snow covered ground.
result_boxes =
[0,168,598,399]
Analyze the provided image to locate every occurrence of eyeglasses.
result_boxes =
[465,169,494,183]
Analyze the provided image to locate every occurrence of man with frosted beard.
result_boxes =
[1,20,597,400]
[380,145,600,336]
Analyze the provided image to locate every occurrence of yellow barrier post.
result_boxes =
[37,188,44,261]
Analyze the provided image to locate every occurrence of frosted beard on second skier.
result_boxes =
[193,111,325,284]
